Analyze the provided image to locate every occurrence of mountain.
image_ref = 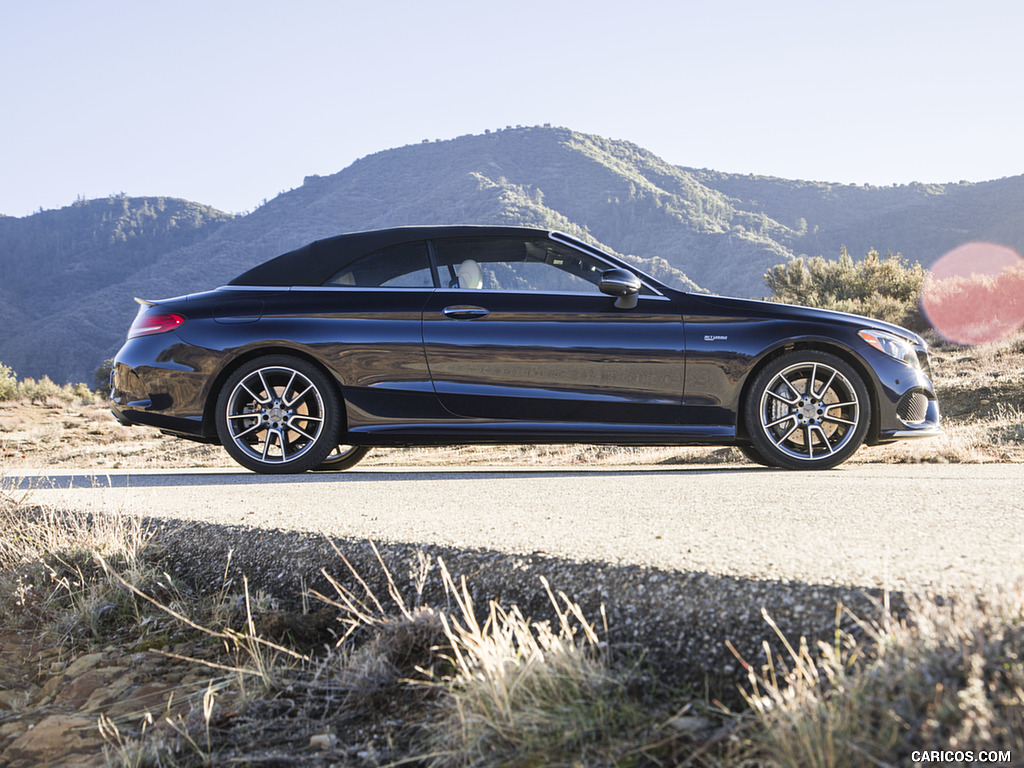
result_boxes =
[1,125,1022,385]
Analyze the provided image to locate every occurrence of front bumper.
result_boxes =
[864,344,942,444]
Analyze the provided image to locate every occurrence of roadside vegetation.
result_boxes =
[764,247,928,331]
[0,493,1020,766]
[0,363,94,406]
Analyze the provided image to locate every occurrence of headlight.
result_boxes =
[858,329,921,369]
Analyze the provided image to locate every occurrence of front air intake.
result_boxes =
[897,390,930,424]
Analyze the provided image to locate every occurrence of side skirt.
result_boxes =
[345,421,736,448]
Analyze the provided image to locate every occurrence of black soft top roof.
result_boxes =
[229,225,552,286]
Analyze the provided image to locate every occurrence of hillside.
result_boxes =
[693,170,1024,279]
[0,197,236,383]
[1,125,1022,384]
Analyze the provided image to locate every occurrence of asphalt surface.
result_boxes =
[10,463,1023,593]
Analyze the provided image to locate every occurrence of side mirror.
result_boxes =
[599,268,641,309]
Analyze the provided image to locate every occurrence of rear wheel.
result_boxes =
[312,444,371,471]
[215,356,340,474]
[745,350,870,470]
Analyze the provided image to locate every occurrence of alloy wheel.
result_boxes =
[758,361,859,462]
[216,357,339,473]
[746,351,870,470]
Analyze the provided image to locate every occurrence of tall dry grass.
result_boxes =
[0,477,155,641]
[731,590,1024,767]
[429,565,656,767]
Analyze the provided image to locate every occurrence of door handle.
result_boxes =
[442,305,490,320]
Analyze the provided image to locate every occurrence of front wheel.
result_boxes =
[744,350,870,470]
[215,356,341,474]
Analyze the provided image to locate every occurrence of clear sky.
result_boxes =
[2,0,1022,218]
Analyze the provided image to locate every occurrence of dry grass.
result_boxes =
[871,332,1024,464]
[0,476,157,645]
[0,480,680,766]
[727,588,1024,767]
[428,565,658,768]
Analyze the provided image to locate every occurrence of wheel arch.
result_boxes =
[201,346,349,442]
[735,339,880,445]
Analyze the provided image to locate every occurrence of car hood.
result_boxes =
[685,292,927,345]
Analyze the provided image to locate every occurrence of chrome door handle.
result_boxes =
[442,305,490,319]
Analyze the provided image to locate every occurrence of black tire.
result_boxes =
[744,350,870,470]
[312,444,371,472]
[215,355,341,474]
[736,443,773,467]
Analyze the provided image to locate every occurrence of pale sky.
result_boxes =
[2,0,1022,218]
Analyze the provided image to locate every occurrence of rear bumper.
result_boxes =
[110,333,218,441]
[110,399,210,440]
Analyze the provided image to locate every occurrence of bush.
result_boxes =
[71,382,95,403]
[765,248,927,330]
[0,362,97,405]
[17,375,67,404]
[94,358,114,393]
[0,364,17,401]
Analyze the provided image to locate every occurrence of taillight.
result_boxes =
[128,311,185,339]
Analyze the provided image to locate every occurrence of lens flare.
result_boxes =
[921,242,1024,345]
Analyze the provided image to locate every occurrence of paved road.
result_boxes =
[9,463,1024,592]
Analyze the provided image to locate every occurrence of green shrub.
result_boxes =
[765,248,927,330]
[0,364,17,401]
[93,358,114,393]
[71,382,95,404]
[0,364,96,404]
[17,375,67,404]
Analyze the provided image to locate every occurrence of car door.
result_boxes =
[281,240,438,429]
[421,236,685,425]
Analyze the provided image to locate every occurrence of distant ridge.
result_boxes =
[1,125,1021,384]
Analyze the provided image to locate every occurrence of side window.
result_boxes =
[432,238,607,293]
[325,242,433,288]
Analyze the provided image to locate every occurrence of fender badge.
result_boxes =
[704,335,728,342]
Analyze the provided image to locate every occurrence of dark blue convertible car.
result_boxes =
[111,225,940,473]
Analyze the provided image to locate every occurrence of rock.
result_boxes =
[82,673,134,713]
[0,688,34,711]
[0,714,106,767]
[105,681,183,719]
[63,653,105,678]
[55,669,122,709]
[310,733,338,749]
